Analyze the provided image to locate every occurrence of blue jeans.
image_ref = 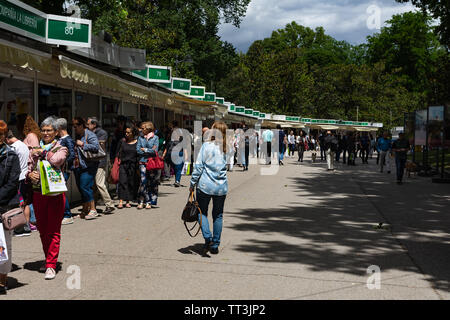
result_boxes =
[174,162,184,183]
[63,172,72,218]
[196,189,226,249]
[279,145,285,162]
[396,157,407,181]
[74,165,98,203]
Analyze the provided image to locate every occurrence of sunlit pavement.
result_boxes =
[4,152,450,300]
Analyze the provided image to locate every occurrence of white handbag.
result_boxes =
[0,224,9,265]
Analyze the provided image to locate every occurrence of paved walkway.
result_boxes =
[3,152,450,299]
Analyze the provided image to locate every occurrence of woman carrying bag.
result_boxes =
[0,121,21,295]
[116,123,138,209]
[136,121,159,210]
[27,117,68,280]
[189,121,228,255]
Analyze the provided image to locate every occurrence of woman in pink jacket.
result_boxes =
[27,117,68,280]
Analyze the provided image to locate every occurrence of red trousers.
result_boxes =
[33,192,65,269]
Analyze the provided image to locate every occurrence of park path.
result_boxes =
[3,152,449,300]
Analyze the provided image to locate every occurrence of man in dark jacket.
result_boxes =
[87,117,115,214]
[57,118,76,224]
[319,133,326,161]
[392,132,410,185]
[0,121,21,295]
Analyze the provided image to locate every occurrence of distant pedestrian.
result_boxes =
[262,128,273,165]
[87,117,115,214]
[377,131,392,174]
[324,131,338,171]
[72,117,100,220]
[392,132,410,185]
[287,131,295,157]
[359,132,370,164]
[297,131,306,162]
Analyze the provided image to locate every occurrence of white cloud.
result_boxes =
[218,0,417,52]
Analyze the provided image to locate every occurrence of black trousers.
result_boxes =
[245,144,249,168]
[118,161,138,201]
[361,147,370,163]
[298,148,304,161]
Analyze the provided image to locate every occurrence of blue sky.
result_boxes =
[218,0,416,53]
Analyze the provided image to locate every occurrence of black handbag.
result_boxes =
[78,132,106,162]
[181,191,202,237]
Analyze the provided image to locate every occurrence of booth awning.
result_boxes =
[355,127,379,132]
[0,40,52,73]
[59,55,149,101]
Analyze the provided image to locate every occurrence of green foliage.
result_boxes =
[217,15,448,129]
[74,0,247,89]
[396,0,450,49]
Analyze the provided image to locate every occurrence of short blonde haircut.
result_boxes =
[141,121,154,132]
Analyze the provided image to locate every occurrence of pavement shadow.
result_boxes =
[228,159,450,294]
[23,260,63,273]
[6,277,27,290]
[178,244,210,258]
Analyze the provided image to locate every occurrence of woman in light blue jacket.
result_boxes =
[190,121,228,255]
[136,121,159,210]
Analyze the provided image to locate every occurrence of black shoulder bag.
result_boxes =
[181,191,202,237]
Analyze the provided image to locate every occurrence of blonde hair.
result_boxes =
[141,121,154,132]
[211,121,227,153]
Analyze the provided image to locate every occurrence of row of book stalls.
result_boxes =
[0,0,385,202]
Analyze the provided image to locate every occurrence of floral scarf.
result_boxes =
[39,139,57,159]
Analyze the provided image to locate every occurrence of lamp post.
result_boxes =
[174,54,193,77]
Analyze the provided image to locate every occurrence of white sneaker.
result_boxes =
[44,268,56,280]
[62,217,74,225]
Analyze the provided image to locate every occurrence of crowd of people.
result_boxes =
[0,113,236,293]
[0,113,411,294]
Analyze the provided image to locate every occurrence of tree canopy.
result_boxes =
[216,12,449,129]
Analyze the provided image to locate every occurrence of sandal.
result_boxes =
[125,203,131,208]
[137,203,144,210]
[117,202,124,209]
[145,203,152,210]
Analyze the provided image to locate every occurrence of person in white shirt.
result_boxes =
[6,130,32,236]
[287,131,296,157]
